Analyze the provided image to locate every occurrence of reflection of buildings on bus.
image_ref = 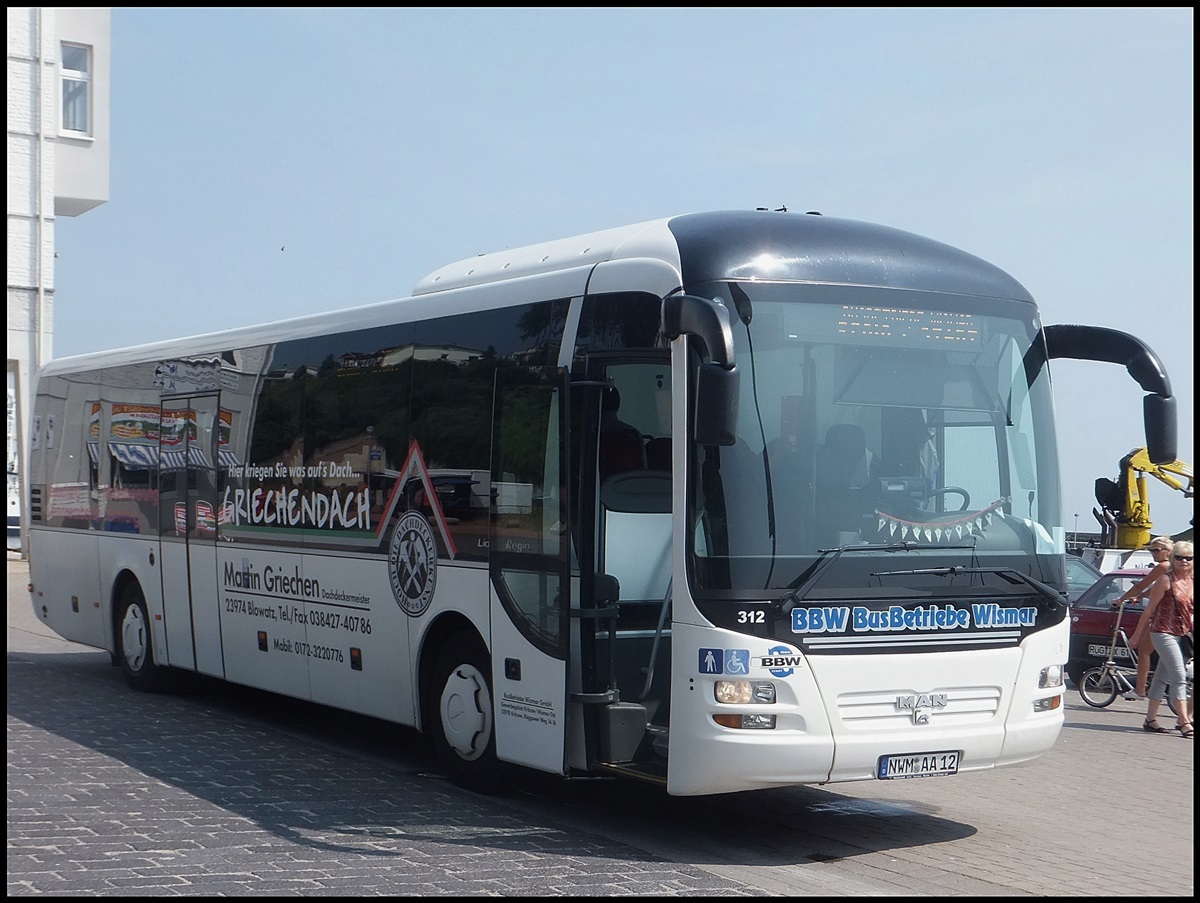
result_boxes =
[308,434,374,485]
[416,469,537,520]
[30,348,267,538]
[349,343,486,369]
[425,469,490,520]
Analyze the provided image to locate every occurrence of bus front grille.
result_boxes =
[835,685,1001,729]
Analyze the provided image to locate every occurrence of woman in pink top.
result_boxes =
[1132,541,1194,737]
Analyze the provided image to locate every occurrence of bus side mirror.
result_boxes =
[695,364,739,447]
[662,294,740,447]
[1032,324,1178,464]
[1144,394,1177,465]
[662,294,735,368]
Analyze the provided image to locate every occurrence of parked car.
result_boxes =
[1066,567,1154,688]
[1065,553,1103,604]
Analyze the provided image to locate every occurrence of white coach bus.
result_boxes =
[26,209,1178,795]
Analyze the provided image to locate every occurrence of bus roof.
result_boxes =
[414,209,1035,302]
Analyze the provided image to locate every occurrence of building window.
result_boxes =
[60,42,92,135]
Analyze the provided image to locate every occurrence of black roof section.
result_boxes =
[667,210,1035,302]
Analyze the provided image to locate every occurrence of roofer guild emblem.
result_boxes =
[388,510,438,616]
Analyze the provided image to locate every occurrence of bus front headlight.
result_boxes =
[1038,665,1064,689]
[714,680,777,704]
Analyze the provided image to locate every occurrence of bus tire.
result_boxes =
[430,634,507,794]
[115,582,173,693]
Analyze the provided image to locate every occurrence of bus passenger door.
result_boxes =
[158,395,224,677]
[488,368,571,775]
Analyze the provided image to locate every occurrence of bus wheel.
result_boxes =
[430,635,507,794]
[116,582,172,693]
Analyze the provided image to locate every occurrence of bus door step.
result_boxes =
[599,701,647,763]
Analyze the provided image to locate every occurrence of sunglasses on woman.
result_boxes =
[1173,556,1193,562]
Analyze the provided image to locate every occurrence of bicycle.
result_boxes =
[1079,598,1193,714]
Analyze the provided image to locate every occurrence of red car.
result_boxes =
[1066,567,1155,687]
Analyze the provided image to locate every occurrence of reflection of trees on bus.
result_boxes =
[253,356,551,479]
[249,308,564,502]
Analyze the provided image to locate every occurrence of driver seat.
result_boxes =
[815,424,876,538]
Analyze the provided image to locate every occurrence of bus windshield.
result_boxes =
[690,281,1064,597]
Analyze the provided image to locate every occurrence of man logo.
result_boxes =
[897,693,948,710]
[897,692,947,726]
[388,510,438,616]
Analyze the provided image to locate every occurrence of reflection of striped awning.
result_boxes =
[87,442,100,465]
[218,448,240,468]
[110,443,158,469]
[160,446,214,470]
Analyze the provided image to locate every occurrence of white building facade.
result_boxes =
[7,7,110,553]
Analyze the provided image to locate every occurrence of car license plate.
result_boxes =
[878,751,959,779]
[1088,644,1131,659]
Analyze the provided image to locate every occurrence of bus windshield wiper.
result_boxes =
[872,565,1066,610]
[777,541,977,614]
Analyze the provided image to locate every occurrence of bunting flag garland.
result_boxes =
[875,497,1010,543]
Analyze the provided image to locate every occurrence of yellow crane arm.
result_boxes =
[1112,447,1193,548]
[1125,447,1193,495]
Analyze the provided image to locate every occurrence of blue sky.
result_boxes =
[51,7,1193,534]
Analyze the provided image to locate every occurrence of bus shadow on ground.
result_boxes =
[7,649,974,870]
